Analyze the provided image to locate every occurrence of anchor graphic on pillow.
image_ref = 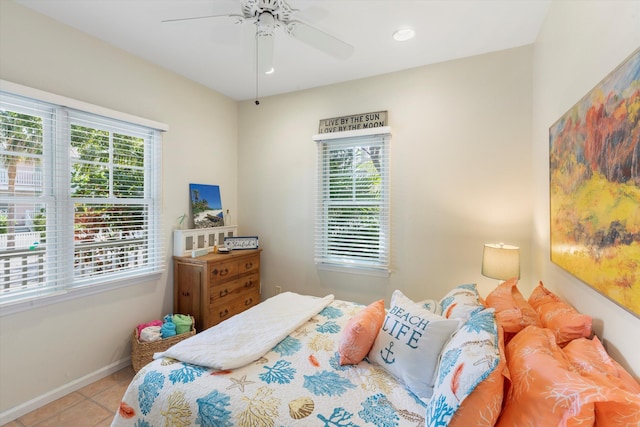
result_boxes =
[380,341,396,364]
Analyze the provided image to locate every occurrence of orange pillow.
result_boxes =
[563,337,640,427]
[485,278,541,334]
[496,326,597,426]
[564,336,640,393]
[528,282,592,346]
[528,280,558,309]
[338,299,385,365]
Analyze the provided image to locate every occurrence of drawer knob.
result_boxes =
[219,309,229,318]
[219,289,228,298]
[244,280,253,288]
[181,291,190,297]
[245,262,253,269]
[212,268,229,277]
[245,298,253,306]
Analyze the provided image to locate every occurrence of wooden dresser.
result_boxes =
[173,249,261,332]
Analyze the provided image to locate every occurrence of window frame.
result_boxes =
[313,127,391,276]
[0,80,167,315]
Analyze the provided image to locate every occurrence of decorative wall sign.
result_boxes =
[224,236,259,250]
[318,111,387,134]
[190,183,224,228]
[549,47,640,317]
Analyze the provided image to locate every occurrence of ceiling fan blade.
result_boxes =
[288,21,354,60]
[161,13,242,24]
[256,12,275,74]
[257,33,274,74]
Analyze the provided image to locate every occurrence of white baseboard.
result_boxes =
[0,358,131,425]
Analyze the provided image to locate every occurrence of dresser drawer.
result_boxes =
[208,254,260,284]
[208,259,239,283]
[238,254,260,275]
[210,288,260,326]
[210,273,260,304]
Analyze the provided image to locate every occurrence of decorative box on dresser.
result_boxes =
[173,249,261,332]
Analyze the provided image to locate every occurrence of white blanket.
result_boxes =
[154,292,334,370]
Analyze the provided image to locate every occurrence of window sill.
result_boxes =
[316,262,390,278]
[0,272,163,317]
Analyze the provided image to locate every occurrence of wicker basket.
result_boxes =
[131,317,196,372]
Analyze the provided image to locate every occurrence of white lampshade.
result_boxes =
[482,243,520,280]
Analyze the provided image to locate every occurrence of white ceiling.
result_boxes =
[15,0,551,101]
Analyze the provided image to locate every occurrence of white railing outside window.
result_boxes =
[0,169,43,188]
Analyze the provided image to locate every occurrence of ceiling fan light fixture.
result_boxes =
[256,12,276,36]
[393,28,415,42]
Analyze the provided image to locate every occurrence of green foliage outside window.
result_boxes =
[1,111,147,244]
[326,144,383,260]
[0,212,7,234]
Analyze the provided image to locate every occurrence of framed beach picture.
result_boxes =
[189,183,224,228]
[549,47,640,317]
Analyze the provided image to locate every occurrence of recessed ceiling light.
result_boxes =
[393,28,415,42]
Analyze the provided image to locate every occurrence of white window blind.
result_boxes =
[314,128,391,274]
[0,90,164,307]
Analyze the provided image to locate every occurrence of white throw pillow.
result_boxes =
[439,283,483,321]
[417,298,442,315]
[368,290,460,402]
[426,307,501,424]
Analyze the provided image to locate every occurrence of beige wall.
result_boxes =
[238,46,534,304]
[0,0,238,418]
[531,0,640,378]
[1,0,639,421]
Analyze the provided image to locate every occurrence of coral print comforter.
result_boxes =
[111,294,429,426]
[112,282,640,427]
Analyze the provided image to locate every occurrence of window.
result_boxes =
[314,128,391,274]
[0,87,165,310]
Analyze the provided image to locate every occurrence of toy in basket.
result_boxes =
[131,315,196,372]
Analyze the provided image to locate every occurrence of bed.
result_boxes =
[111,282,640,427]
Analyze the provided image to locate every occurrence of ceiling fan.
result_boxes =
[162,0,354,75]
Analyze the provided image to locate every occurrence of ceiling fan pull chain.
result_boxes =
[255,32,260,106]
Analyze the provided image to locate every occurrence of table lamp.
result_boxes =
[481,243,520,281]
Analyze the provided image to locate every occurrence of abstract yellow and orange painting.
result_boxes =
[550,47,640,317]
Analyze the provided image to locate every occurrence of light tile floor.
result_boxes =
[2,366,135,427]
